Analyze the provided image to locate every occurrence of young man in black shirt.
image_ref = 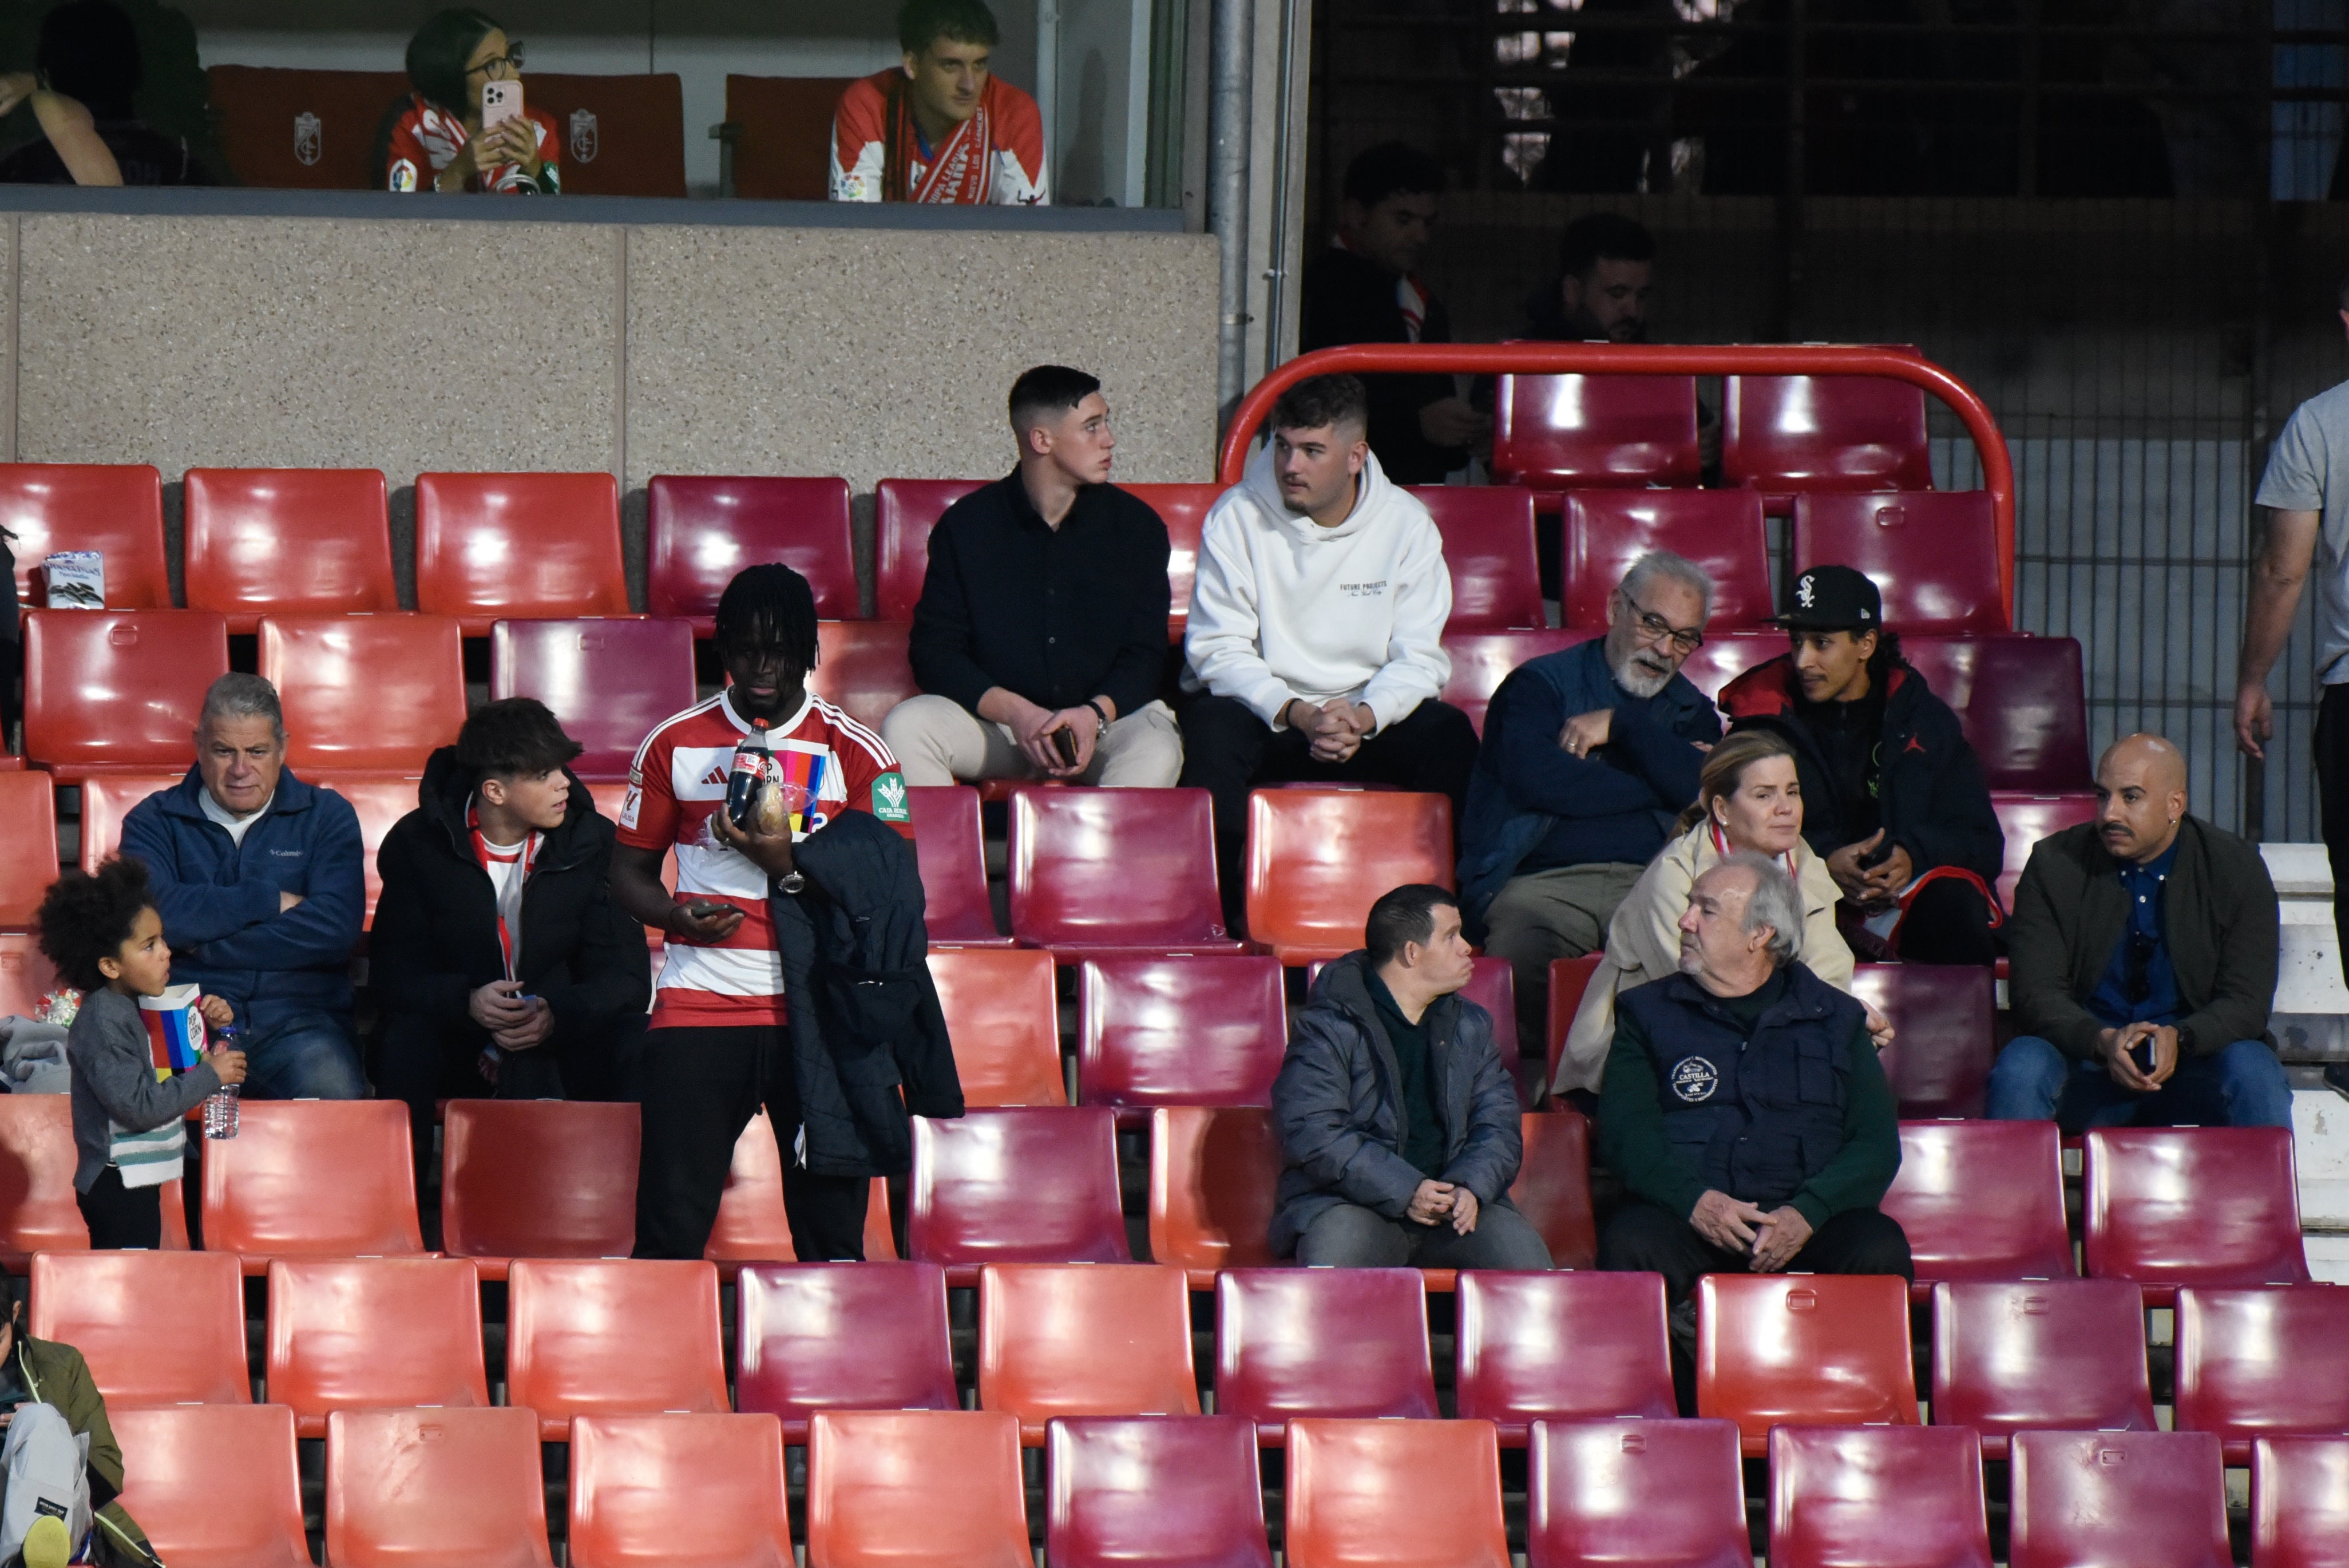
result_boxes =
[884,364,1182,787]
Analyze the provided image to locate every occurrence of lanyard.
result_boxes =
[469,803,540,982]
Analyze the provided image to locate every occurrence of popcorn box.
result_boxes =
[138,983,207,1082]
[41,551,103,609]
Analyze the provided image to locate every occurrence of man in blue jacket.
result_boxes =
[118,674,366,1099]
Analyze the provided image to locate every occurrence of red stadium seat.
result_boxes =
[204,1099,425,1273]
[875,478,989,620]
[1441,629,1584,735]
[808,619,918,734]
[1883,1120,2074,1301]
[0,772,56,928]
[30,1250,247,1408]
[489,618,698,781]
[1543,954,1606,1093]
[1245,789,1454,965]
[2253,1435,2349,1568]
[74,770,177,876]
[439,1099,639,1279]
[1509,1111,1599,1270]
[506,1258,730,1441]
[324,1406,553,1568]
[1792,492,2005,633]
[1010,786,1241,959]
[1930,1279,2155,1459]
[259,613,465,773]
[1697,1273,1918,1456]
[1769,1424,1990,1568]
[1493,374,1701,490]
[907,785,1012,946]
[1046,1415,1272,1568]
[979,1262,1201,1443]
[267,1257,488,1439]
[704,1110,897,1269]
[1562,490,1775,633]
[909,1108,1128,1282]
[113,1403,309,1568]
[1147,1105,1281,1287]
[1456,1270,1673,1443]
[482,72,686,197]
[722,74,859,200]
[2176,1285,2349,1463]
[928,946,1067,1106]
[2082,1126,2310,1302]
[1123,481,1222,633]
[22,610,228,779]
[1993,790,2099,908]
[1285,1417,1510,1568]
[312,770,424,926]
[414,471,627,633]
[1409,485,1544,631]
[1902,635,2093,792]
[1848,964,1995,1118]
[0,1094,87,1269]
[183,467,396,632]
[805,1409,1031,1568]
[1078,955,1285,1120]
[1723,371,1934,499]
[0,935,59,1025]
[1462,955,1520,1062]
[736,1262,958,1443]
[1527,1416,1752,1568]
[1675,628,1788,703]
[0,464,168,609]
[568,1412,790,1568]
[2008,1429,2229,1568]
[1215,1268,1437,1443]
[647,474,859,627]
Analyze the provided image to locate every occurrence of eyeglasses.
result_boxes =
[1618,592,1705,652]
[469,41,525,76]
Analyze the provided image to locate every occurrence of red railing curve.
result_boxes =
[1218,343,2018,623]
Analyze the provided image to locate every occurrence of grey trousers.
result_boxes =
[1296,1201,1555,1270]
[1479,861,1645,1057]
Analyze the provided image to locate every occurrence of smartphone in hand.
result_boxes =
[2130,1034,2158,1075]
[1051,726,1080,767]
[481,80,522,129]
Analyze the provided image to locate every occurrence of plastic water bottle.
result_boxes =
[204,1025,241,1141]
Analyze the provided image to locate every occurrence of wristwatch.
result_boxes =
[777,870,806,895]
[1083,698,1111,732]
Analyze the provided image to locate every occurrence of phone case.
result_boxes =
[481,80,522,128]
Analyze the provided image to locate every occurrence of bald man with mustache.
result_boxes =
[1987,734,2291,1129]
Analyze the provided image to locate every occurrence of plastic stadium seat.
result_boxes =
[1930,1279,2155,1459]
[568,1413,790,1568]
[325,1407,554,1568]
[0,935,58,1025]
[183,467,396,632]
[1527,1416,1752,1568]
[503,73,687,198]
[2083,1127,2310,1302]
[1078,955,1285,1119]
[1462,955,1520,1062]
[1769,1424,1990,1568]
[1510,1111,1598,1269]
[1902,635,2092,792]
[204,1099,426,1274]
[1215,1269,1436,1443]
[1009,786,1242,959]
[2253,1435,2349,1568]
[1147,1106,1282,1287]
[979,1263,1201,1443]
[807,619,918,734]
[489,618,698,781]
[1543,954,1606,1091]
[647,474,859,627]
[0,773,56,928]
[928,946,1067,1106]
[439,1100,639,1280]
[74,770,177,876]
[1675,628,1788,703]
[1441,629,1585,735]
[1696,1273,1919,1456]
[704,1110,897,1270]
[311,770,425,925]
[1562,490,1775,633]
[1993,790,2099,908]
[258,613,465,773]
[1493,374,1701,490]
[909,1107,1128,1282]
[30,1250,247,1408]
[805,1410,1031,1568]
[1245,789,1454,964]
[0,463,168,609]
[1456,1270,1673,1443]
[1882,1120,2074,1301]
[1409,485,1545,631]
[1792,492,2005,633]
[22,609,229,778]
[415,472,627,633]
[1848,964,1995,1118]
[875,478,989,620]
[0,1092,87,1269]
[1723,371,1934,498]
[1047,1415,1272,1568]
[267,1257,488,1439]
[203,64,409,189]
[2176,1285,2349,1463]
[1123,481,1223,633]
[1285,1417,1510,1568]
[2008,1429,2230,1568]
[506,1258,730,1442]
[907,785,1011,946]
[112,1403,308,1568]
[736,1262,958,1443]
[722,74,861,201]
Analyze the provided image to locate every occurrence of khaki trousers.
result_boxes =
[882,694,1184,787]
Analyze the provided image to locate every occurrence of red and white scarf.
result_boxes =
[469,801,541,981]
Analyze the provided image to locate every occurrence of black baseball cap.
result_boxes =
[1775,564,1882,631]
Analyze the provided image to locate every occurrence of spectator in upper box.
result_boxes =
[830,0,1047,205]
[1179,373,1475,928]
[1457,550,1721,1052]
[1988,732,2290,1130]
[370,698,648,1177]
[1300,141,1486,484]
[0,0,211,187]
[119,674,368,1102]
[1519,211,1656,345]
[884,365,1182,790]
[1721,565,2005,965]
[377,8,558,195]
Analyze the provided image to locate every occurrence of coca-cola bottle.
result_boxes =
[726,719,773,830]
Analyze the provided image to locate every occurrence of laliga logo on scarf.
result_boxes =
[569,108,599,163]
[293,111,322,167]
[138,984,208,1084]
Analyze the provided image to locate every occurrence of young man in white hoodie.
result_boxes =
[1179,373,1475,927]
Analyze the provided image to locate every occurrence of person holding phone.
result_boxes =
[378,8,558,195]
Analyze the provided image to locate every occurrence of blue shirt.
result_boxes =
[2087,836,2181,1027]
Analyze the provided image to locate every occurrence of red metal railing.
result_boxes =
[1218,343,2018,622]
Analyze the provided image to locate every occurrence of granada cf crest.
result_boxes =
[569,108,599,163]
[293,111,322,167]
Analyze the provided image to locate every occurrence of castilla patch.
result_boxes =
[1669,1057,1720,1103]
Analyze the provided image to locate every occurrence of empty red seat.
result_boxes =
[0,772,56,928]
[439,1099,639,1279]
[909,1107,1128,1282]
[1046,1415,1272,1568]
[204,1099,425,1273]
[1123,481,1223,633]
[704,1110,897,1269]
[1511,1110,1598,1269]
[1493,374,1701,490]
[1527,1416,1751,1568]
[310,770,424,926]
[183,467,397,632]
[2083,1126,2309,1303]
[489,618,698,781]
[1992,790,2099,908]
[1147,1105,1281,1287]
[1285,1417,1510,1568]
[2253,1435,2349,1568]
[568,1412,790,1568]
[0,935,59,1025]
[1410,485,1544,631]
[518,73,686,197]
[647,474,858,628]
[1562,489,1774,632]
[1008,786,1241,959]
[22,609,228,778]
[1245,789,1454,965]
[325,1406,553,1568]
[2176,1285,2349,1463]
[1674,628,1788,703]
[1882,1120,2074,1300]
[736,1262,958,1443]
[113,1403,308,1568]
[1697,1273,1919,1456]
[1543,954,1606,1092]
[1724,372,1934,498]
[1792,492,2005,633]
[979,1262,1200,1443]
[1078,955,1285,1119]
[722,73,858,199]
[1930,1279,2155,1459]
[1215,1268,1436,1443]
[807,620,918,734]
[1441,629,1584,735]
[30,1250,247,1408]
[907,785,1011,945]
[1461,955,1520,1063]
[805,1409,1030,1568]
[506,1258,730,1441]
[2008,1429,2230,1568]
[1456,1270,1672,1443]
[0,464,168,609]
[259,613,466,773]
[267,1257,488,1439]
[875,478,989,620]
[1848,964,1995,1118]
[74,770,177,876]
[928,946,1067,1106]
[0,1092,89,1268]
[1901,635,2092,791]
[415,471,627,633]
[1769,1424,1990,1568]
